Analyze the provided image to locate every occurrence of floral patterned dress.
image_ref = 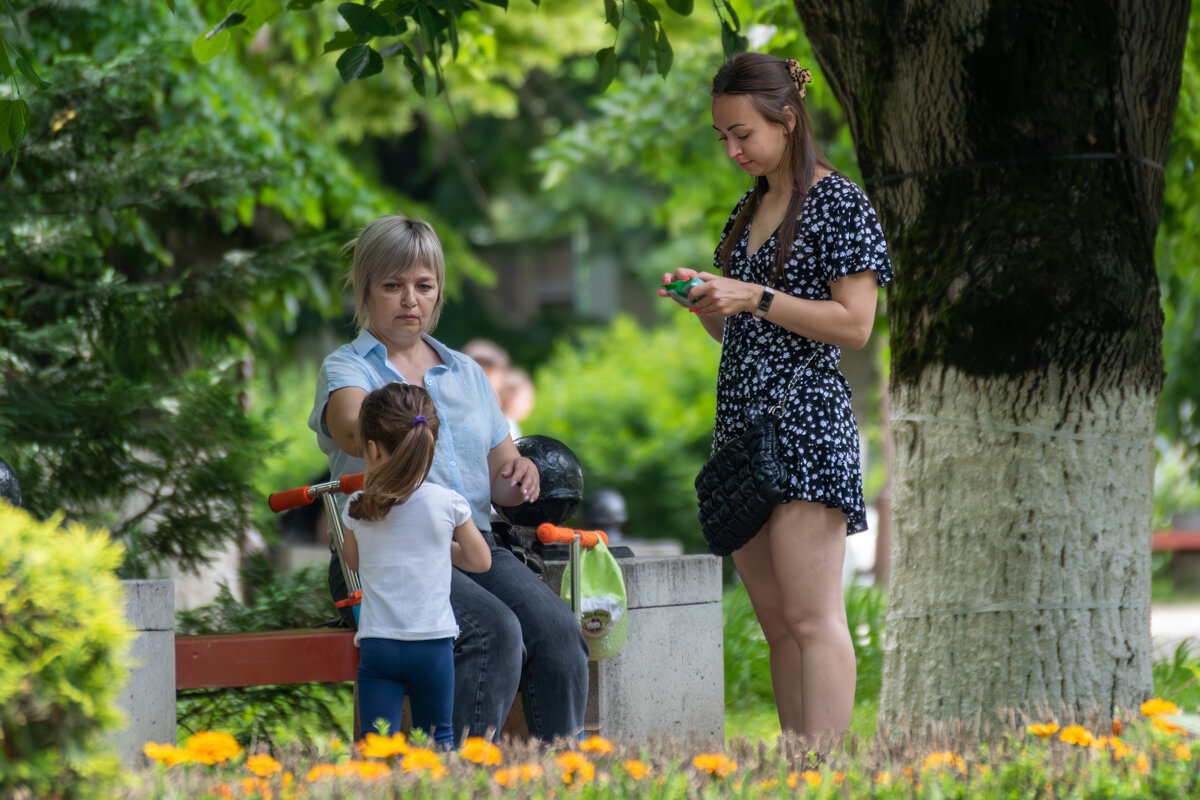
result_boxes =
[712,173,893,534]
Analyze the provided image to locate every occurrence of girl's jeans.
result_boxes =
[331,531,589,744]
[358,637,455,749]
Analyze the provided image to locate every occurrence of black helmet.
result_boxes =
[494,435,583,527]
[581,488,627,527]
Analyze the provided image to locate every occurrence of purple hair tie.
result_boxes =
[412,415,427,427]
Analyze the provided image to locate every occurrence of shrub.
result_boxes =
[0,502,133,799]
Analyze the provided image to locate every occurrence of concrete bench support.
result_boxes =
[115,580,176,764]
[544,554,724,744]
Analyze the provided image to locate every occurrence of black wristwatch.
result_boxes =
[753,286,775,319]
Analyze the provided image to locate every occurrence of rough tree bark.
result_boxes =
[791,0,1190,724]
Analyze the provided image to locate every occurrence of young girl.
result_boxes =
[341,382,492,749]
[661,52,892,741]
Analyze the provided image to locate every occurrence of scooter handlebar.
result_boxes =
[268,472,366,513]
[536,523,609,548]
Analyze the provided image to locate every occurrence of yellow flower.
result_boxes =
[785,772,798,788]
[1141,698,1182,717]
[1152,717,1187,735]
[351,759,393,780]
[401,747,447,778]
[692,753,736,777]
[1109,737,1133,760]
[306,764,338,782]
[800,770,821,787]
[359,731,408,759]
[757,778,778,789]
[1058,726,1095,747]
[556,751,595,785]
[874,771,892,785]
[143,741,192,766]
[184,731,243,765]
[1027,723,1060,738]
[1175,744,1192,761]
[495,763,544,786]
[216,785,233,800]
[1136,752,1150,775]
[246,754,283,777]
[460,737,502,766]
[832,771,846,786]
[579,735,615,755]
[922,751,967,773]
[622,759,650,780]
[240,777,273,799]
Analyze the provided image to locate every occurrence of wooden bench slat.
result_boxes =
[176,630,358,690]
[1152,531,1200,552]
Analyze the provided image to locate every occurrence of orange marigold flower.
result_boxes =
[184,731,243,765]
[1109,737,1133,760]
[874,771,892,785]
[922,751,967,773]
[556,751,595,785]
[351,759,393,780]
[1152,717,1187,735]
[832,771,846,786]
[240,777,273,799]
[785,772,798,788]
[1112,719,1125,736]
[579,735,615,755]
[495,763,543,786]
[800,770,821,787]
[460,737,502,766]
[143,741,192,766]
[246,753,283,777]
[1027,723,1060,739]
[216,785,233,800]
[1058,726,1095,747]
[1175,744,1192,762]
[757,778,778,789]
[692,753,736,777]
[359,731,408,759]
[1141,698,1181,717]
[401,747,447,778]
[622,759,650,780]
[1136,752,1150,775]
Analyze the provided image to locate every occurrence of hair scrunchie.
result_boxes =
[784,58,813,99]
[412,415,426,427]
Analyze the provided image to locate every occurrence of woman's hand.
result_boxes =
[499,456,541,503]
[687,272,761,318]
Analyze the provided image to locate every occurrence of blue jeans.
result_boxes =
[330,533,589,744]
[358,637,455,749]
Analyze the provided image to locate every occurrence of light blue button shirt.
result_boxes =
[308,330,511,531]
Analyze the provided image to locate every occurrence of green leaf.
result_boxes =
[0,41,11,79]
[239,0,285,29]
[2,0,20,33]
[338,2,392,36]
[0,98,30,154]
[288,0,325,8]
[401,50,427,96]
[636,21,654,73]
[665,0,691,13]
[193,29,232,62]
[719,20,744,59]
[722,0,739,30]
[603,0,619,28]
[595,45,616,90]
[655,24,672,78]
[336,43,383,82]
[477,0,507,5]
[16,57,50,90]
[634,0,659,22]
[167,0,176,13]
[322,29,368,53]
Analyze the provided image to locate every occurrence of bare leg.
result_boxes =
[731,529,804,732]
[767,500,856,738]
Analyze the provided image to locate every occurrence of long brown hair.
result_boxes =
[712,52,833,285]
[348,383,439,522]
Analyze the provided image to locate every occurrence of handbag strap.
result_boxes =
[766,350,819,418]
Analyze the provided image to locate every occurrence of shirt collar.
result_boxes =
[351,329,455,369]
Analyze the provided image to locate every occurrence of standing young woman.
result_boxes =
[661,52,893,740]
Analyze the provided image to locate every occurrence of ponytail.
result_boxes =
[348,384,439,522]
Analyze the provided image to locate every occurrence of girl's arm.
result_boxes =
[686,270,879,350]
[324,386,369,458]
[342,526,360,572]
[487,436,540,507]
[451,518,492,573]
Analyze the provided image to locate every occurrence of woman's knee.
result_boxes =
[780,609,846,647]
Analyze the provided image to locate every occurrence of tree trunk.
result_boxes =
[792,0,1189,724]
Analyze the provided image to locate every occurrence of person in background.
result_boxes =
[341,383,491,749]
[500,367,536,440]
[463,338,511,401]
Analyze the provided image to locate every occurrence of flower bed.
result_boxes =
[124,700,1198,799]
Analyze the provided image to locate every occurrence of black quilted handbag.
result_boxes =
[695,352,816,556]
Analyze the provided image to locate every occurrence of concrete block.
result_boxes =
[544,554,724,744]
[114,580,176,765]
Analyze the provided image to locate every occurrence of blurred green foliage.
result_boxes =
[0,502,132,799]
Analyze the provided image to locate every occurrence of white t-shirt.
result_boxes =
[342,483,473,646]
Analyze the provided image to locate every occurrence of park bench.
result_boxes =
[1152,529,1200,552]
